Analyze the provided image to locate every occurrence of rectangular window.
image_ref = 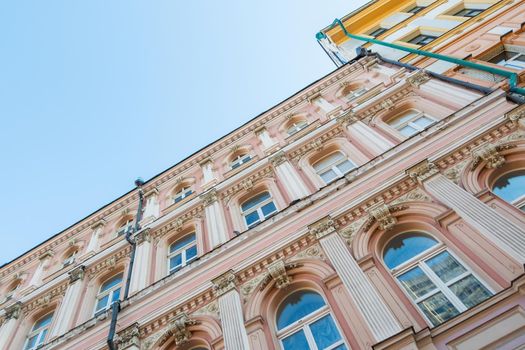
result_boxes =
[369,27,388,37]
[488,50,525,70]
[407,5,425,14]
[408,34,437,45]
[453,8,483,17]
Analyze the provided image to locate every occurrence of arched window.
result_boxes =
[62,249,78,267]
[384,232,492,326]
[492,170,525,211]
[230,153,252,170]
[387,109,435,137]
[95,274,123,315]
[168,233,197,274]
[287,120,308,136]
[24,313,53,350]
[173,186,193,204]
[116,218,134,236]
[276,290,347,350]
[241,191,277,229]
[343,86,367,101]
[312,151,356,184]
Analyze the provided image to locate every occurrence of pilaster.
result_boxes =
[129,229,152,294]
[269,151,310,201]
[0,302,22,349]
[201,188,229,248]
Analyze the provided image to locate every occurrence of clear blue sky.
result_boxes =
[0,1,365,264]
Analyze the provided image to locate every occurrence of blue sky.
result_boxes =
[0,1,365,264]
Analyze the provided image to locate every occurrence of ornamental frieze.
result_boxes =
[288,126,345,162]
[220,166,274,201]
[86,246,131,279]
[22,282,68,315]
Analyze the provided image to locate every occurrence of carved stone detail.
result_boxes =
[68,265,85,283]
[308,216,336,240]
[471,142,506,169]
[336,111,357,126]
[406,160,439,182]
[4,302,22,320]
[406,70,431,88]
[367,201,396,231]
[200,188,218,206]
[135,228,151,245]
[339,216,369,244]
[391,188,433,204]
[266,260,291,289]
[115,322,140,350]
[269,151,288,167]
[288,244,324,262]
[169,313,199,346]
[506,104,525,124]
[193,300,219,317]
[212,270,237,297]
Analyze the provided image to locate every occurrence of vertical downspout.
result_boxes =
[107,178,145,350]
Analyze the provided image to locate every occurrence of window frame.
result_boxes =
[275,290,347,350]
[408,34,438,45]
[488,50,525,70]
[173,186,194,204]
[491,169,525,211]
[62,250,78,267]
[312,151,356,184]
[407,5,426,14]
[387,109,436,137]
[287,120,308,136]
[241,191,278,229]
[94,274,123,315]
[24,313,54,350]
[115,219,134,237]
[368,27,388,37]
[385,232,493,326]
[230,153,252,170]
[453,8,483,17]
[167,233,198,274]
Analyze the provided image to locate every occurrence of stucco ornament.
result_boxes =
[200,188,219,206]
[471,142,506,169]
[114,322,140,350]
[135,228,151,245]
[391,188,433,205]
[266,260,293,289]
[4,302,22,320]
[68,265,85,283]
[308,216,337,240]
[269,151,288,167]
[336,111,358,126]
[367,201,396,231]
[406,70,431,88]
[169,313,199,346]
[406,160,439,182]
[212,270,237,297]
[507,104,525,124]
[339,215,370,244]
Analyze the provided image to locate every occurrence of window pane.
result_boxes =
[310,314,343,349]
[413,116,433,128]
[245,211,260,227]
[111,288,121,303]
[336,159,355,174]
[276,291,326,330]
[261,201,277,217]
[492,170,525,204]
[320,169,338,183]
[426,251,467,283]
[399,125,418,137]
[38,329,48,346]
[389,111,418,126]
[241,192,271,211]
[33,314,53,330]
[398,267,437,299]
[170,234,196,252]
[313,153,345,172]
[332,345,348,350]
[96,295,109,312]
[418,292,460,326]
[101,275,122,292]
[170,254,182,270]
[25,335,38,350]
[282,330,311,350]
[186,245,197,261]
[384,232,438,269]
[449,275,491,308]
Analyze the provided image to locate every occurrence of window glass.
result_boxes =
[174,187,193,203]
[388,110,435,137]
[398,267,437,298]
[168,233,197,273]
[277,291,326,330]
[369,27,387,37]
[101,275,123,292]
[242,192,271,211]
[287,120,308,135]
[454,8,483,17]
[449,275,492,308]
[231,154,252,169]
[384,232,438,269]
[489,51,525,70]
[170,234,196,253]
[408,34,437,45]
[310,314,343,349]
[241,192,277,228]
[492,170,525,210]
[426,251,466,283]
[95,274,122,314]
[24,313,53,350]
[418,292,460,326]
[407,5,425,14]
[313,152,356,184]
[282,330,310,350]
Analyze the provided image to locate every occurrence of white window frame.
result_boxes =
[490,50,525,70]
[287,120,308,136]
[62,250,77,267]
[115,219,133,237]
[388,239,493,326]
[313,152,356,184]
[513,194,525,210]
[230,154,252,169]
[388,110,435,137]
[94,276,122,315]
[345,87,368,101]
[173,186,193,204]
[241,192,277,229]
[276,304,346,350]
[24,313,53,350]
[167,234,197,274]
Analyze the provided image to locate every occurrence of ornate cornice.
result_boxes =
[86,246,131,279]
[308,216,337,240]
[471,142,516,170]
[269,151,288,167]
[288,126,345,162]
[406,160,439,183]
[367,200,397,231]
[68,265,85,284]
[22,282,68,315]
[200,188,218,206]
[506,104,525,124]
[220,166,274,201]
[4,301,22,320]
[406,70,431,89]
[169,313,199,346]
[115,323,141,350]
[211,270,237,297]
[135,228,152,245]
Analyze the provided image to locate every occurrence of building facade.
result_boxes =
[1,3,525,350]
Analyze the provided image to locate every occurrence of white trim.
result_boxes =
[167,233,197,274]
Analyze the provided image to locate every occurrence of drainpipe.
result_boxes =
[107,178,145,350]
[316,19,525,96]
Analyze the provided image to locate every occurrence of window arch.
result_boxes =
[491,169,525,211]
[340,83,368,102]
[383,231,492,326]
[275,290,347,350]
[24,313,54,350]
[312,151,356,184]
[241,191,277,229]
[172,183,194,204]
[94,274,123,315]
[386,109,435,137]
[168,233,197,274]
[62,247,78,267]
[230,152,252,170]
[285,118,308,136]
[115,217,134,237]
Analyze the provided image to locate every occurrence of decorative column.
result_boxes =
[508,105,525,130]
[254,127,276,150]
[26,251,54,291]
[212,271,250,350]
[0,302,22,349]
[407,160,525,264]
[114,323,141,350]
[49,266,86,338]
[201,189,229,248]
[311,95,335,112]
[338,112,394,156]
[85,220,105,257]
[270,151,310,201]
[309,217,402,342]
[129,229,152,294]
[200,158,218,188]
[141,188,160,225]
